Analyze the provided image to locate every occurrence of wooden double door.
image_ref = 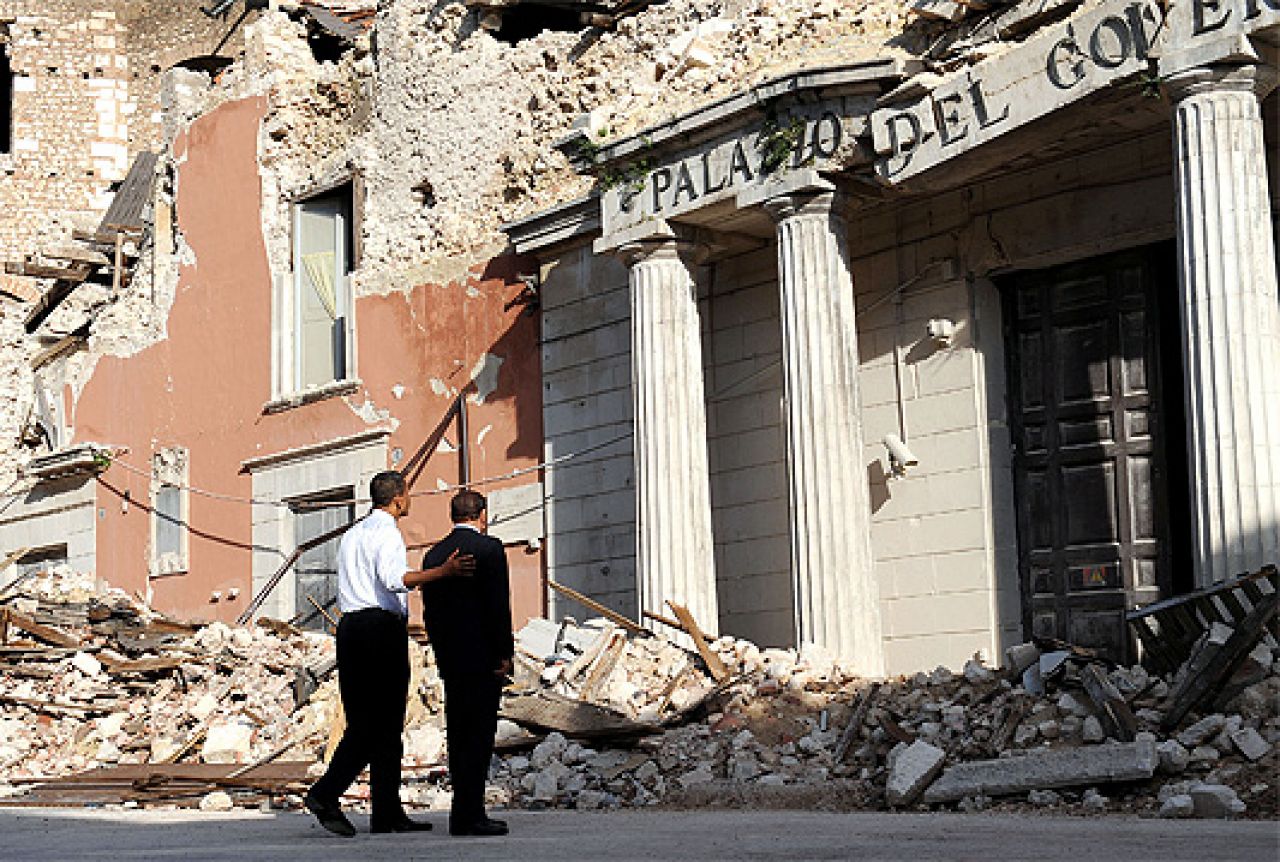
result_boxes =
[1004,244,1187,661]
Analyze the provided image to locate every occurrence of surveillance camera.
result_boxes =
[883,433,918,477]
[926,318,955,348]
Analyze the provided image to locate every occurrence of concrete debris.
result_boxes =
[1158,793,1195,819]
[1188,783,1247,818]
[1229,727,1271,762]
[922,738,1158,804]
[885,740,945,806]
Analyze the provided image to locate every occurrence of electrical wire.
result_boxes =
[102,431,634,510]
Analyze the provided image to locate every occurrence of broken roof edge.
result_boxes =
[558,57,921,171]
[501,195,601,258]
[21,443,118,482]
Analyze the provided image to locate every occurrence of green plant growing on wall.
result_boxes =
[756,106,808,176]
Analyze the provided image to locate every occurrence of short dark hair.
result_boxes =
[370,471,406,508]
[450,489,486,522]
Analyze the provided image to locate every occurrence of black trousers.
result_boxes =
[443,672,501,825]
[309,608,409,825]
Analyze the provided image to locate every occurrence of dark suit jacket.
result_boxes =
[421,525,514,678]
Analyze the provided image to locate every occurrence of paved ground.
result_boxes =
[1,808,1277,861]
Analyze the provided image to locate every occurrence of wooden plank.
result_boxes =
[24,280,80,333]
[547,579,647,636]
[666,600,729,683]
[500,689,659,740]
[642,608,692,635]
[98,152,158,232]
[1080,662,1137,742]
[834,681,880,763]
[45,246,111,266]
[98,654,186,675]
[30,332,87,371]
[4,608,81,648]
[110,231,125,297]
[990,696,1032,752]
[1161,591,1278,731]
[577,630,627,702]
[0,694,118,715]
[5,261,95,281]
[880,713,916,745]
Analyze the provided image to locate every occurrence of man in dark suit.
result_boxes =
[421,489,514,837]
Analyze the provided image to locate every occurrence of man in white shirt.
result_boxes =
[305,470,472,837]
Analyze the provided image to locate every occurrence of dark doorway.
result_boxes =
[291,490,354,631]
[1002,243,1188,661]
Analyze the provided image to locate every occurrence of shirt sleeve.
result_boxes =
[376,526,411,594]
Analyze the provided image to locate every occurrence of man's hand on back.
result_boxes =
[441,548,476,578]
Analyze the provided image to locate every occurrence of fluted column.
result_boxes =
[1167,63,1280,586]
[620,232,719,634]
[765,190,883,675]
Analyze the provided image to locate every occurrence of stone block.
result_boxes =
[885,740,946,806]
[201,721,253,764]
[1156,740,1189,775]
[199,790,234,812]
[1188,783,1246,818]
[1159,794,1195,818]
[69,652,101,678]
[1176,714,1226,748]
[1229,727,1271,762]
[922,738,1157,803]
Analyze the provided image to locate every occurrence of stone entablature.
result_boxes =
[870,0,1279,186]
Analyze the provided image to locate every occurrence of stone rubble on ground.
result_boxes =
[1,569,1277,821]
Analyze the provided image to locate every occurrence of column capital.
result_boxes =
[609,223,708,267]
[1163,62,1279,103]
[761,189,849,225]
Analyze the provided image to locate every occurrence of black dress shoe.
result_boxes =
[449,817,509,837]
[371,817,434,834]
[304,791,356,838]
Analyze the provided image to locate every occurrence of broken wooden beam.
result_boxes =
[1080,663,1138,742]
[5,261,95,281]
[3,608,81,648]
[1161,591,1277,731]
[834,681,880,763]
[666,600,729,683]
[31,331,89,371]
[24,281,81,333]
[45,246,111,267]
[547,579,648,636]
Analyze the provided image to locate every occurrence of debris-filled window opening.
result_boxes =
[291,183,354,391]
[489,6,583,44]
[16,545,68,579]
[0,42,11,153]
[305,27,347,65]
[151,447,190,577]
[290,490,354,632]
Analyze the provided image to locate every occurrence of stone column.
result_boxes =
[1167,63,1280,585]
[764,190,884,675]
[620,231,719,633]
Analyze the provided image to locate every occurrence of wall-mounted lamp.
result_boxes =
[926,318,955,348]
[883,433,919,478]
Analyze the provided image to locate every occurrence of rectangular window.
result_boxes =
[290,489,354,631]
[151,447,189,577]
[291,185,354,391]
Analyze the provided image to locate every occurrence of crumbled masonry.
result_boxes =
[1,569,1275,819]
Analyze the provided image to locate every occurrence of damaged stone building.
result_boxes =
[0,0,1275,675]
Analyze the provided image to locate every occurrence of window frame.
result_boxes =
[273,177,360,404]
[149,447,190,578]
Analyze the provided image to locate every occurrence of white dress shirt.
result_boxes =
[336,509,411,617]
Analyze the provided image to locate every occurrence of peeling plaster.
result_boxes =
[469,352,504,405]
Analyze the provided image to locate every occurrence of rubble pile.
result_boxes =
[0,570,341,805]
[489,614,1279,820]
[1,569,1276,821]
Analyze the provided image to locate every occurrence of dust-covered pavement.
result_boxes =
[1,807,1276,862]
